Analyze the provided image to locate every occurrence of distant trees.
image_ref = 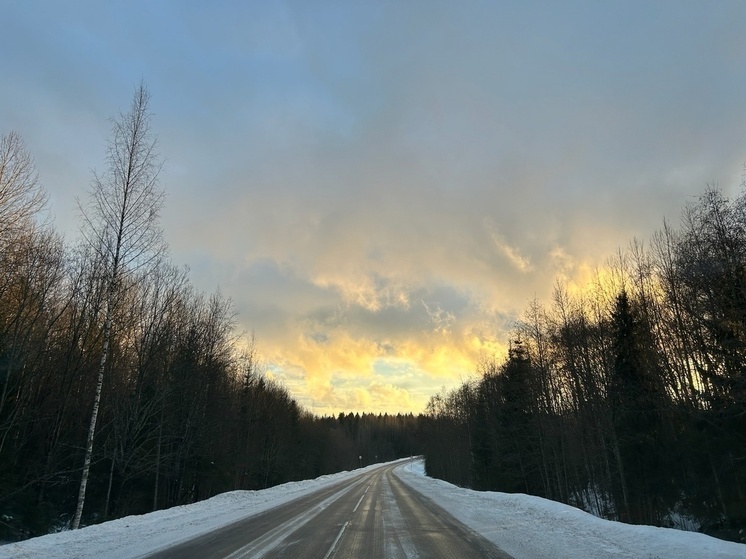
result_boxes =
[423,184,746,542]
[306,411,422,475]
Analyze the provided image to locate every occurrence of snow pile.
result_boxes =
[395,460,746,559]
[2,459,744,559]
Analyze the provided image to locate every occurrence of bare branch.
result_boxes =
[0,131,47,246]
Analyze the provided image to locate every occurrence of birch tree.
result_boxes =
[72,83,165,529]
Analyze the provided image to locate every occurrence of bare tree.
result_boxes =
[0,131,47,248]
[0,132,49,423]
[72,83,165,529]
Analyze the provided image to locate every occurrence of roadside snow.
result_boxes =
[1,458,744,559]
[0,463,385,559]
[394,460,746,559]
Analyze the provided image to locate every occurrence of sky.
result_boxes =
[2,1,746,415]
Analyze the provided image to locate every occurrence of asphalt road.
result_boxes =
[147,461,512,558]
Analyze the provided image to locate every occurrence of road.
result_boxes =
[147,461,512,558]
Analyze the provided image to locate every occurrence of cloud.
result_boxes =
[3,1,746,414]
[484,221,534,273]
[421,300,455,336]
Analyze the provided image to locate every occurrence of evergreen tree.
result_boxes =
[609,290,670,524]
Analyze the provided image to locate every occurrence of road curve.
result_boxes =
[146,460,512,559]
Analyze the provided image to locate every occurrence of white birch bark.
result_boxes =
[72,83,165,529]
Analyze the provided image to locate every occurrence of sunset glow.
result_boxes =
[3,1,745,415]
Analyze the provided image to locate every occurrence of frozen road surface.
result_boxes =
[148,461,510,558]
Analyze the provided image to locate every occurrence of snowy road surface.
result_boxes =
[148,460,508,558]
[2,458,745,558]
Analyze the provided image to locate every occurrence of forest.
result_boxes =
[0,87,421,540]
[1,85,744,543]
[421,187,746,542]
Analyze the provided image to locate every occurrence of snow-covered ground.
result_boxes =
[396,460,745,559]
[2,459,744,559]
[0,462,390,559]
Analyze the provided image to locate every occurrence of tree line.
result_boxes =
[421,185,746,542]
[0,86,422,541]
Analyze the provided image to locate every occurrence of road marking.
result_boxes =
[223,478,365,559]
[353,493,365,512]
[323,521,349,559]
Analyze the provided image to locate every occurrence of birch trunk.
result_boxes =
[72,82,164,528]
[71,292,113,529]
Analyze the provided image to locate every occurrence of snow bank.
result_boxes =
[394,460,746,559]
[0,464,385,559]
